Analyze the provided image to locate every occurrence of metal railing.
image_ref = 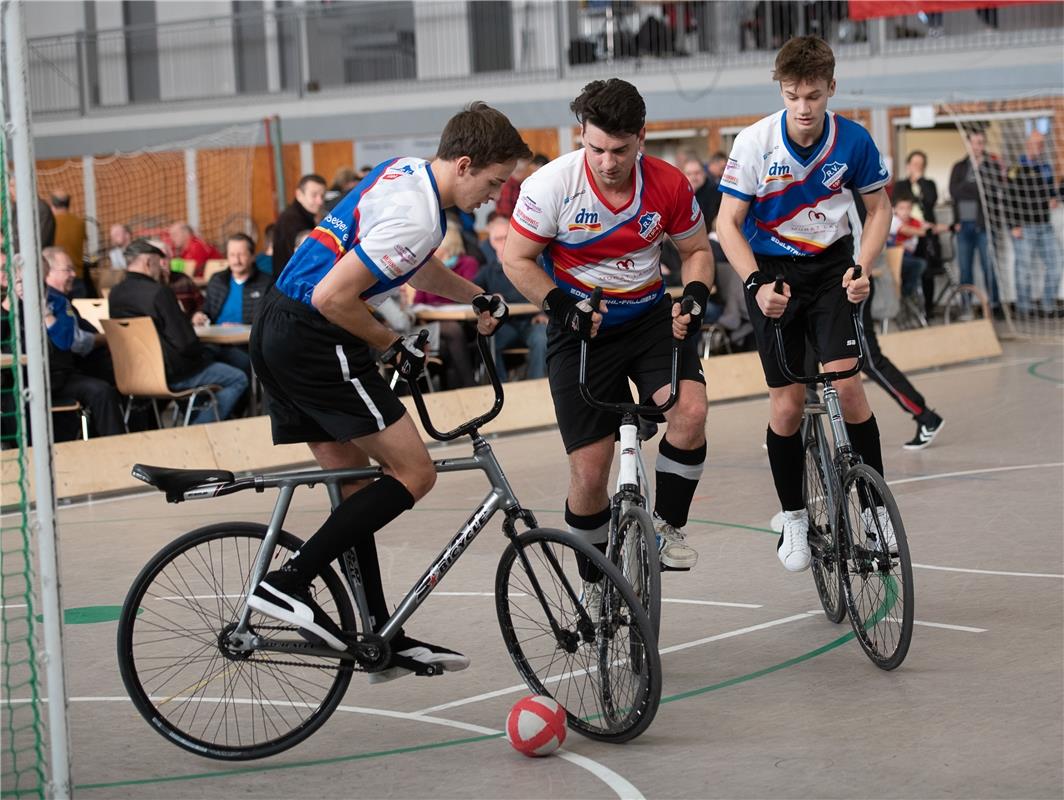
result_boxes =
[24,0,1064,118]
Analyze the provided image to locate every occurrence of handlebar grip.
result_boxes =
[414,329,430,350]
[589,286,603,311]
[852,264,863,280]
[679,295,695,315]
[773,276,785,295]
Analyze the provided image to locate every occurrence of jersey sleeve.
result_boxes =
[719,129,761,201]
[509,172,559,244]
[355,208,437,283]
[850,126,891,194]
[665,169,704,240]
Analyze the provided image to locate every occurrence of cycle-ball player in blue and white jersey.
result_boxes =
[716,36,895,573]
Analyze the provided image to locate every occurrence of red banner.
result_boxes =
[848,0,1051,22]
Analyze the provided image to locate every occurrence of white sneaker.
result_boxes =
[777,510,811,572]
[769,510,785,533]
[367,635,470,684]
[654,515,699,570]
[861,506,897,552]
[580,579,603,625]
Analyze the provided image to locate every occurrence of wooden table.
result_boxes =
[194,324,252,346]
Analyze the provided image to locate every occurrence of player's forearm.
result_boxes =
[857,203,891,268]
[315,291,396,350]
[410,261,479,303]
[503,256,557,308]
[679,244,714,290]
[716,219,760,282]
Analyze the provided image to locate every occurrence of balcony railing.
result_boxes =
[24,1,1064,118]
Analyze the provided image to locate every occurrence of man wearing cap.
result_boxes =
[108,239,248,424]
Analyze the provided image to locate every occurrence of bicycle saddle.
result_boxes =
[132,464,235,503]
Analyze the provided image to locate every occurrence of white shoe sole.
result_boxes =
[368,646,470,684]
[777,550,811,572]
[660,549,698,570]
[247,587,347,651]
[903,418,944,451]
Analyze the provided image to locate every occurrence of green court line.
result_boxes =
[1027,357,1064,385]
[71,626,854,792]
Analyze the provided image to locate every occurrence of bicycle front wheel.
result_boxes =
[838,465,914,670]
[117,523,357,760]
[495,527,662,743]
[612,506,662,637]
[804,431,845,623]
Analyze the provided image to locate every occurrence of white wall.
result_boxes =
[95,1,129,107]
[23,1,85,37]
[414,1,470,80]
[154,1,236,100]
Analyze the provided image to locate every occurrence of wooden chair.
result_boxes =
[101,317,221,427]
[51,399,89,440]
[71,298,109,334]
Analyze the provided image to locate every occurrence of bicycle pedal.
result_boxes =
[660,563,692,573]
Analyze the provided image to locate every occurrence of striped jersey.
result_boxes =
[510,150,704,328]
[719,110,890,257]
[276,157,446,308]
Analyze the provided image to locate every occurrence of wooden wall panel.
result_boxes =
[197,147,255,248]
[250,145,278,249]
[313,140,355,189]
[92,151,186,245]
[518,128,561,161]
[35,159,85,216]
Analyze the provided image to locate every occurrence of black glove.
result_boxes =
[543,287,597,340]
[742,270,774,300]
[471,293,509,335]
[679,280,710,338]
[380,334,426,381]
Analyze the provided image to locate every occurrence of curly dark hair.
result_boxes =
[570,79,646,137]
[436,101,532,169]
[772,36,835,86]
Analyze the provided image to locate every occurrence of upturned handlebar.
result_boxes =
[771,264,867,386]
[577,286,692,417]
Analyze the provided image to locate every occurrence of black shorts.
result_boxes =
[546,297,705,454]
[249,288,407,444]
[746,238,862,388]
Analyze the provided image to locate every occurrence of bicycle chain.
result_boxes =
[229,624,374,672]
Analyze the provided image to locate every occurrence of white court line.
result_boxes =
[889,462,1063,487]
[913,563,1063,579]
[1,695,643,800]
[416,612,813,715]
[662,598,762,609]
[908,619,987,633]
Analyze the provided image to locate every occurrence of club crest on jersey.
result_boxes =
[638,211,662,241]
[568,207,601,232]
[821,162,848,191]
[766,162,793,183]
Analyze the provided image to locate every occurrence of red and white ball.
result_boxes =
[506,695,567,757]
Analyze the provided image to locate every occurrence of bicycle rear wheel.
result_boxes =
[495,527,661,743]
[612,505,662,637]
[837,465,914,670]
[804,429,845,624]
[117,523,357,760]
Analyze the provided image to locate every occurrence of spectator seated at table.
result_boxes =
[411,228,480,390]
[191,232,270,376]
[474,213,547,380]
[107,224,132,269]
[254,224,275,277]
[168,221,222,278]
[108,239,248,424]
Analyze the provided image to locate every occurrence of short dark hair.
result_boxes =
[124,238,165,262]
[225,232,255,253]
[531,153,549,168]
[50,192,71,209]
[436,101,532,169]
[570,79,645,137]
[772,36,835,85]
[708,151,728,164]
[906,150,928,165]
[263,223,274,246]
[297,174,327,191]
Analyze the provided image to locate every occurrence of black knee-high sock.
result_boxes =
[288,476,414,628]
[565,502,610,583]
[654,437,706,529]
[766,426,805,511]
[846,415,884,478]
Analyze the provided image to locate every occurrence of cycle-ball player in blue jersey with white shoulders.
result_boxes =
[247,102,531,682]
[503,79,714,576]
[716,36,894,573]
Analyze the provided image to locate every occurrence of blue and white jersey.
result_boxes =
[276,157,447,308]
[719,110,890,257]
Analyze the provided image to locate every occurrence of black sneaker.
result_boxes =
[903,412,944,451]
[247,566,348,651]
[367,634,470,684]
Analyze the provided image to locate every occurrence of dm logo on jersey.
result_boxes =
[765,162,793,183]
[638,211,663,241]
[821,161,849,191]
[568,207,601,232]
